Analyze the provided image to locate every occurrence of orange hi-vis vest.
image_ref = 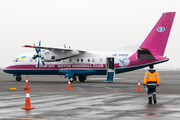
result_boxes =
[143,70,160,87]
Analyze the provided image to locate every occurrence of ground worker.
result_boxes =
[143,64,160,104]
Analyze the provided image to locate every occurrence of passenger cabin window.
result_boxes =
[69,59,72,62]
[77,59,79,62]
[13,58,19,62]
[100,58,102,62]
[81,59,83,62]
[51,56,55,59]
[88,59,90,62]
[92,58,95,62]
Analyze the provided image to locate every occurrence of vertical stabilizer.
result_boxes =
[140,12,175,56]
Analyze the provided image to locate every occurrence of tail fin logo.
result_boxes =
[157,27,165,32]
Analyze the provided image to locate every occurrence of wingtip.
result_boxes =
[23,45,33,48]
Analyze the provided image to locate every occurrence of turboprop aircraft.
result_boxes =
[3,12,175,82]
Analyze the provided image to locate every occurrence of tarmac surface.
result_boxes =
[1,69,180,120]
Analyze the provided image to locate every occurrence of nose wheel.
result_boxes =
[70,76,77,82]
[16,75,22,81]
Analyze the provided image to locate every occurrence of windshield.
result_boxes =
[13,58,19,62]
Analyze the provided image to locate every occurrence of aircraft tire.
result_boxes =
[16,76,22,81]
[73,76,77,82]
[79,76,86,82]
[16,75,22,81]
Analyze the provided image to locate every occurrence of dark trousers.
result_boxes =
[147,88,156,95]
[147,88,157,103]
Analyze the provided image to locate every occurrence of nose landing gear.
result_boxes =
[16,74,22,81]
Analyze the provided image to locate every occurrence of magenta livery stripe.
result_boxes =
[5,64,107,69]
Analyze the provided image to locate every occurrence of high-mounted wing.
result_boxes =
[23,44,86,62]
[23,45,86,52]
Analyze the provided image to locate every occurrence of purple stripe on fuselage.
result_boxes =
[4,64,107,70]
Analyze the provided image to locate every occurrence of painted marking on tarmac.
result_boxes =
[0,117,53,120]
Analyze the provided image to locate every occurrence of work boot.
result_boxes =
[148,97,152,104]
[153,93,157,104]
[154,99,157,104]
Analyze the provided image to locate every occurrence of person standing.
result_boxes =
[143,64,160,104]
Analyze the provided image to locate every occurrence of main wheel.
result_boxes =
[78,76,87,82]
[73,76,77,82]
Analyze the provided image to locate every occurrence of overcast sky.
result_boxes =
[0,0,179,68]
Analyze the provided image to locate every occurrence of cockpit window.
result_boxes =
[13,58,19,62]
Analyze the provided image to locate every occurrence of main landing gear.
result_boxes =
[16,74,22,81]
[78,76,87,82]
[70,76,87,82]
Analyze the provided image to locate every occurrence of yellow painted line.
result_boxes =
[0,117,53,120]
[9,88,16,90]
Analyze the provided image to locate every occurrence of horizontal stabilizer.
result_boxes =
[137,48,156,60]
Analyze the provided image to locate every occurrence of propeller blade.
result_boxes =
[33,40,42,70]
[39,40,41,46]
[32,55,39,60]
[34,43,40,53]
[42,61,45,66]
[37,58,40,70]
[39,40,41,52]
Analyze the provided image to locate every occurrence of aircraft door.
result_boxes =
[107,58,114,69]
[106,58,115,82]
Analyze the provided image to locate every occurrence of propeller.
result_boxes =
[32,40,45,70]
[64,44,70,49]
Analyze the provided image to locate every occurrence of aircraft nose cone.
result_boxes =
[2,64,10,73]
[3,66,7,73]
